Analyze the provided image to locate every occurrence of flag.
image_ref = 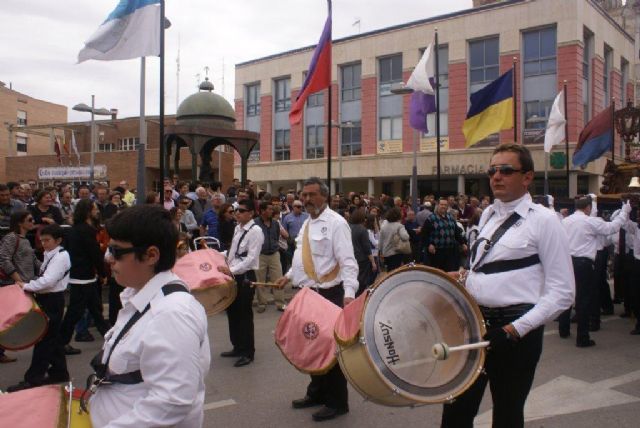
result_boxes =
[71,130,81,164]
[573,106,613,167]
[78,0,161,63]
[463,69,514,147]
[289,15,332,126]
[54,137,61,164]
[62,135,70,155]
[406,43,435,94]
[543,90,566,153]
[409,91,436,133]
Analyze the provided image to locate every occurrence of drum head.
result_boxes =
[362,265,485,403]
[0,309,48,351]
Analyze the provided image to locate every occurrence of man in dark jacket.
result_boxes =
[59,199,110,355]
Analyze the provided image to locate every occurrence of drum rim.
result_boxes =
[359,265,486,403]
[191,279,237,316]
[0,300,49,351]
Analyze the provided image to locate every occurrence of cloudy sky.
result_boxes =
[1,0,471,122]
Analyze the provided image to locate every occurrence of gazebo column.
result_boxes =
[191,147,198,183]
[173,145,181,177]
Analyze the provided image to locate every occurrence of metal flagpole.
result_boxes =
[434,29,441,198]
[513,57,517,143]
[137,57,147,205]
[326,0,333,191]
[611,98,616,163]
[563,81,569,197]
[159,0,166,185]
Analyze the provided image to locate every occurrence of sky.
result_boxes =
[0,0,472,122]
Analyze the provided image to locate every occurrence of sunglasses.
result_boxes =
[235,208,249,213]
[487,165,524,177]
[107,245,147,260]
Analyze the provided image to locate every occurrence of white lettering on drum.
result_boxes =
[379,321,400,365]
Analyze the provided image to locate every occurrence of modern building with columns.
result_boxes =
[234,0,635,198]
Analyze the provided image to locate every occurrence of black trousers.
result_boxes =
[558,257,594,343]
[60,282,110,345]
[623,253,635,314]
[108,277,125,326]
[441,315,544,428]
[613,253,625,302]
[25,292,69,384]
[356,259,374,297]
[594,249,612,321]
[429,247,459,272]
[306,284,348,411]
[631,258,640,330]
[384,253,404,271]
[226,271,256,358]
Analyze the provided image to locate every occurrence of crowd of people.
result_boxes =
[0,142,639,426]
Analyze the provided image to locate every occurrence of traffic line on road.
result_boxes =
[203,399,237,411]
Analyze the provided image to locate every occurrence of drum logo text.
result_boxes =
[199,262,212,272]
[379,322,400,365]
[303,321,320,340]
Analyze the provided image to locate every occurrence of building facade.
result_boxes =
[234,0,636,198]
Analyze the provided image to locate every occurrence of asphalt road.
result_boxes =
[2,294,640,427]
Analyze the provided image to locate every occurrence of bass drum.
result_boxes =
[335,265,486,406]
[0,284,48,351]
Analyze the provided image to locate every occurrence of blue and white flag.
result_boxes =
[78,0,160,63]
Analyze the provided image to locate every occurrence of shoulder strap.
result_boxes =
[233,223,258,259]
[470,212,521,271]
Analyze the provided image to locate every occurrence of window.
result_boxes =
[524,100,553,129]
[274,78,291,112]
[341,63,361,102]
[274,130,290,160]
[341,121,361,156]
[98,143,114,152]
[380,116,402,140]
[248,143,260,162]
[307,91,324,107]
[583,29,593,124]
[17,110,27,126]
[16,136,27,155]
[305,125,324,159]
[604,45,613,107]
[119,137,140,151]
[469,37,499,85]
[379,55,402,96]
[424,46,449,137]
[246,84,260,116]
[621,58,629,106]
[523,28,556,77]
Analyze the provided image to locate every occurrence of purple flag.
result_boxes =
[409,90,436,133]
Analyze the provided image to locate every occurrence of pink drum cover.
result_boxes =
[0,284,33,331]
[172,249,232,290]
[334,290,368,346]
[0,385,63,428]
[275,287,341,375]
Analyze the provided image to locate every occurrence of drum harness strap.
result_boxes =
[80,281,189,412]
[469,212,540,275]
[302,222,340,286]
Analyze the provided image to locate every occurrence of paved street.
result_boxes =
[2,294,640,427]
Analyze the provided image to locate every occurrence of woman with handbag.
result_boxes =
[378,207,410,272]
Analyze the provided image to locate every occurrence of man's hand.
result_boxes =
[483,325,518,352]
[217,265,231,276]
[274,276,289,289]
[344,297,354,306]
[428,244,436,255]
[622,200,632,214]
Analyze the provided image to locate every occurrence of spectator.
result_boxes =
[218,203,236,252]
[350,208,376,296]
[379,207,410,271]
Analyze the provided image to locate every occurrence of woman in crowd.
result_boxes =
[102,192,126,221]
[350,208,377,296]
[217,203,236,252]
[378,207,410,272]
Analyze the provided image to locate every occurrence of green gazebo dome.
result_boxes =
[176,78,236,129]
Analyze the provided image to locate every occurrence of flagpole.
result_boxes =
[159,0,166,185]
[611,98,615,163]
[544,152,549,195]
[434,28,441,198]
[326,0,333,192]
[563,81,569,197]
[138,57,147,205]
[513,57,517,143]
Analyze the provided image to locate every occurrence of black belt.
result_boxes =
[572,256,593,263]
[474,254,540,275]
[480,303,534,319]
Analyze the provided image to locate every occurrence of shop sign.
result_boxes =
[377,140,403,154]
[38,165,107,180]
[431,164,486,175]
[420,137,449,152]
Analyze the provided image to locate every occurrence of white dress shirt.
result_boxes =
[90,271,210,428]
[562,209,628,260]
[285,207,359,299]
[227,219,264,275]
[181,209,199,232]
[467,193,575,337]
[610,209,636,255]
[23,246,70,294]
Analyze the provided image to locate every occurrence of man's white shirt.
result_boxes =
[228,219,264,275]
[562,208,628,260]
[23,246,70,293]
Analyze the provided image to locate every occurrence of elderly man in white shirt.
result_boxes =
[442,144,575,428]
[217,199,264,368]
[89,205,210,428]
[560,195,629,347]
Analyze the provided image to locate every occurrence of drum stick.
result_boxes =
[250,281,283,289]
[432,341,490,360]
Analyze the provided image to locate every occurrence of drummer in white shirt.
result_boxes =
[442,144,575,428]
[7,224,71,392]
[89,205,210,428]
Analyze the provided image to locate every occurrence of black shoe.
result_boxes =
[6,381,39,393]
[576,339,596,348]
[559,331,570,338]
[233,356,253,367]
[74,332,95,342]
[64,345,81,355]
[630,328,640,335]
[311,406,348,422]
[220,350,240,358]
[292,396,323,409]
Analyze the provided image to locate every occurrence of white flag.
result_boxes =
[78,0,160,63]
[71,130,81,164]
[544,90,566,153]
[406,42,435,94]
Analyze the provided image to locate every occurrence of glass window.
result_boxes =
[379,55,402,96]
[341,63,362,102]
[17,110,27,126]
[119,137,140,151]
[305,125,324,159]
[380,116,402,140]
[424,46,449,137]
[604,46,612,107]
[16,136,27,155]
[246,84,260,116]
[275,78,291,112]
[98,143,114,152]
[469,37,499,84]
[523,27,556,77]
[341,121,361,156]
[621,58,629,105]
[583,29,593,123]
[274,130,290,161]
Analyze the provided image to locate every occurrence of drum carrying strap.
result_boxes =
[302,222,340,284]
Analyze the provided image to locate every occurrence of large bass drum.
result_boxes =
[334,265,486,406]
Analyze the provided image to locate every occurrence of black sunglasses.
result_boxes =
[235,208,249,213]
[108,245,147,260]
[487,165,524,177]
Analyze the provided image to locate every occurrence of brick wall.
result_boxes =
[448,62,467,149]
[290,89,304,160]
[611,69,622,155]
[557,43,583,142]
[235,100,245,131]
[361,76,377,155]
[592,56,605,116]
[260,95,273,162]
[627,82,634,105]
[499,54,520,143]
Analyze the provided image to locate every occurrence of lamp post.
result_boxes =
[390,83,419,212]
[614,100,640,162]
[73,96,112,184]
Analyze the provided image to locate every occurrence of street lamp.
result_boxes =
[390,83,419,212]
[73,96,113,184]
[614,100,640,162]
